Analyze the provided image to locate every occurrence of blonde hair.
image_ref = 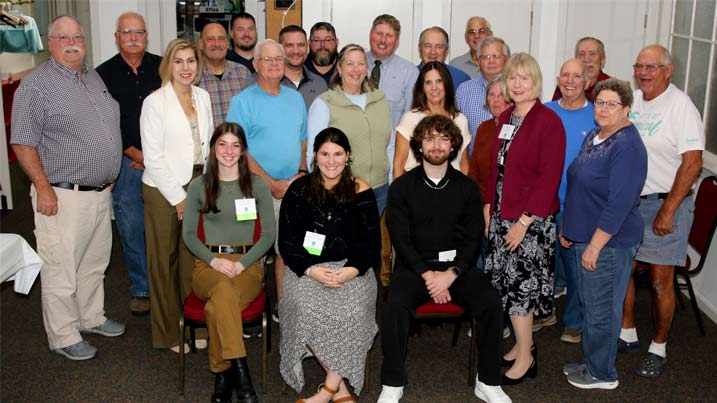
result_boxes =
[500,53,542,102]
[159,38,202,86]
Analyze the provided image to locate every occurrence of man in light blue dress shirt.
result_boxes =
[449,16,493,79]
[456,36,510,156]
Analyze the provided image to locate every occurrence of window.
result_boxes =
[669,0,717,168]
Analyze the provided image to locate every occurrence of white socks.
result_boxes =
[648,340,667,358]
[620,327,638,343]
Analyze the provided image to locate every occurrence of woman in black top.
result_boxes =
[278,128,380,403]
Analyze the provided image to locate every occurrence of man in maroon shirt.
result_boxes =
[552,37,611,102]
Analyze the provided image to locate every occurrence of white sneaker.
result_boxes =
[377,385,404,403]
[474,380,511,403]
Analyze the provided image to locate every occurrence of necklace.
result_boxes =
[423,177,449,190]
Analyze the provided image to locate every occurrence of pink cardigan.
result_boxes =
[485,99,566,220]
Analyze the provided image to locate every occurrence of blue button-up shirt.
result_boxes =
[456,75,492,155]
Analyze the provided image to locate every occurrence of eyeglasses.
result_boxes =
[117,28,147,35]
[310,38,336,45]
[632,63,665,73]
[258,56,285,64]
[49,34,85,43]
[594,99,623,110]
[480,53,505,61]
[466,28,490,35]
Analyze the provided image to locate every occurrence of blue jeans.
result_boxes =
[555,211,581,329]
[574,243,637,381]
[113,156,149,297]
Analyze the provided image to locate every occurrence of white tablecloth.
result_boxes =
[0,233,42,294]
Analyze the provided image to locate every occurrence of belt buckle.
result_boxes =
[218,245,230,254]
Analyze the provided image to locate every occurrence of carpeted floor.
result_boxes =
[2,161,716,403]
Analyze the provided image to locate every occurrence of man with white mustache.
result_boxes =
[11,15,125,360]
[305,21,339,86]
[96,12,162,317]
[278,25,327,110]
[545,59,596,343]
[198,21,252,126]
[551,37,611,102]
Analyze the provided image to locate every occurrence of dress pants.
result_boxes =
[143,182,203,348]
[32,185,111,349]
[193,256,263,373]
[380,267,503,386]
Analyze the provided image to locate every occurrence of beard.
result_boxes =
[311,48,338,66]
[237,40,256,52]
[422,150,450,166]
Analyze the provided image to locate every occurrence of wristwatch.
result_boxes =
[449,266,463,277]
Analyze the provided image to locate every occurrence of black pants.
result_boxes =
[380,267,503,386]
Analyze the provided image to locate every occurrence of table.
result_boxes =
[0,233,41,294]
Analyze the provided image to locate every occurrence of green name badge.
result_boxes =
[235,198,257,221]
[303,231,325,256]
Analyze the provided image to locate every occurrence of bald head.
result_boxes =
[557,58,588,103]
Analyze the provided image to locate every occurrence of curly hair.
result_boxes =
[409,115,463,164]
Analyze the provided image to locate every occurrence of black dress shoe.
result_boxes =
[211,366,235,403]
[234,357,259,403]
[501,344,537,367]
[502,358,538,386]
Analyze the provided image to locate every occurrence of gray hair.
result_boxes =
[48,15,84,37]
[418,26,449,49]
[642,44,672,65]
[575,37,606,60]
[116,12,146,31]
[478,36,510,57]
[465,16,491,32]
[254,39,285,60]
[484,75,505,108]
[594,78,634,108]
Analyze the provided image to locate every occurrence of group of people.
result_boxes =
[9,8,705,403]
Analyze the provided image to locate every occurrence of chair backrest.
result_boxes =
[688,175,717,272]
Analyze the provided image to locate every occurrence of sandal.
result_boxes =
[635,352,668,378]
[295,383,339,403]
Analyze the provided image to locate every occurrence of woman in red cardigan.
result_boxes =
[483,53,566,386]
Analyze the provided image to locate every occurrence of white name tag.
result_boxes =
[498,124,516,140]
[438,249,457,262]
[235,198,257,221]
[303,231,326,256]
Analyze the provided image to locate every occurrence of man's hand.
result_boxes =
[558,231,573,248]
[35,184,59,216]
[652,206,675,236]
[210,257,238,278]
[124,146,145,171]
[580,244,601,272]
[269,179,291,199]
[432,289,452,304]
[424,270,457,299]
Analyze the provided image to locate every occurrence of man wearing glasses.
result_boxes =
[96,12,162,317]
[551,37,612,102]
[226,40,308,319]
[304,21,339,86]
[620,44,704,379]
[11,15,125,360]
[456,37,511,155]
[449,16,493,79]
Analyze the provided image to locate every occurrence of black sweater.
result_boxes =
[387,165,483,275]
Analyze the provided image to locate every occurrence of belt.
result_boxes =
[51,182,111,192]
[207,244,253,254]
[640,190,692,200]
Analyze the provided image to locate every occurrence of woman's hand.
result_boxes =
[581,244,601,272]
[234,261,246,275]
[559,230,573,248]
[210,257,238,278]
[175,200,186,221]
[333,267,359,285]
[503,222,528,252]
[307,266,341,288]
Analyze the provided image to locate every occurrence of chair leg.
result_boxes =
[179,317,185,395]
[189,325,197,353]
[262,314,268,393]
[674,271,685,309]
[682,273,706,336]
[468,319,478,385]
[364,346,371,390]
[451,319,462,347]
